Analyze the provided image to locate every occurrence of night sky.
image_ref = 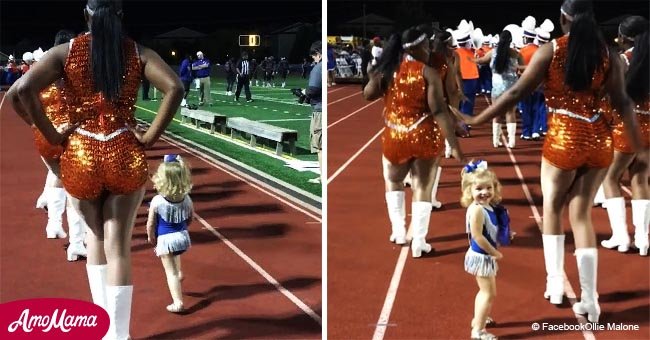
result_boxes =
[1,0,321,48]
[328,0,650,37]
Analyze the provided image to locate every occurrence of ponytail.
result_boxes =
[562,0,605,91]
[626,30,649,103]
[89,0,125,102]
[373,33,404,95]
[494,30,512,74]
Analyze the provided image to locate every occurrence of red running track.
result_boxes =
[327,84,649,339]
[0,93,321,339]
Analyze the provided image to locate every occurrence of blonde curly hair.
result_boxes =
[152,155,193,201]
[460,164,502,208]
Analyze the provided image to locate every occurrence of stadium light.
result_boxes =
[171,50,176,56]
[239,35,260,47]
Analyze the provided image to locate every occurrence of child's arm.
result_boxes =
[185,196,194,227]
[146,205,157,246]
[468,205,503,259]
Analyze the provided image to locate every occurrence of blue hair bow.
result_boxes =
[164,154,179,163]
[464,160,488,173]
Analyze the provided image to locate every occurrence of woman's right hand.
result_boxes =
[492,251,503,260]
[48,122,79,146]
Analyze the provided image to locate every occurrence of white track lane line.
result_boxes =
[329,91,361,105]
[328,100,380,128]
[327,128,383,184]
[194,212,322,325]
[328,86,346,94]
[484,94,594,340]
[160,135,321,222]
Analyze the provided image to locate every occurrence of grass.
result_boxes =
[135,74,321,197]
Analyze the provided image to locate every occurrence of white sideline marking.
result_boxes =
[195,213,322,325]
[327,128,383,184]
[327,100,380,128]
[258,119,310,122]
[327,87,346,94]
[328,92,360,105]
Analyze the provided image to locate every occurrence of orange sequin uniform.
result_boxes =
[382,56,445,164]
[33,83,66,160]
[611,50,650,153]
[59,34,147,199]
[542,36,612,170]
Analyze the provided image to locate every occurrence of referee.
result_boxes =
[234,52,253,102]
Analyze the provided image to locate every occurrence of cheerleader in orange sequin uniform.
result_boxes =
[600,16,650,256]
[465,0,644,323]
[364,26,464,258]
[6,30,89,261]
[15,1,184,339]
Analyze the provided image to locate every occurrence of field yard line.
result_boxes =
[258,119,310,122]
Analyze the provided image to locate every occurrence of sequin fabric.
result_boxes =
[542,35,612,170]
[612,50,650,153]
[33,84,65,159]
[382,56,444,164]
[59,34,146,199]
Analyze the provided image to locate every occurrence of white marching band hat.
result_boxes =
[535,19,555,43]
[521,16,537,39]
[456,19,473,46]
[503,24,524,49]
[22,51,34,62]
[33,48,45,62]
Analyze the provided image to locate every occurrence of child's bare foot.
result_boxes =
[166,302,184,313]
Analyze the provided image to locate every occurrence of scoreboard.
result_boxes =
[239,35,260,47]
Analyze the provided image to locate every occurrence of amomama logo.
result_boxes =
[0,298,109,339]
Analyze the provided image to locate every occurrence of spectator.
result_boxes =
[191,51,211,106]
[307,41,323,183]
[225,57,236,95]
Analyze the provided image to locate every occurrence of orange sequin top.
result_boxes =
[33,83,66,159]
[62,33,141,134]
[545,35,610,119]
[384,57,428,128]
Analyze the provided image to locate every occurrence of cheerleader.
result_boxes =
[147,155,193,313]
[364,25,464,257]
[600,15,649,256]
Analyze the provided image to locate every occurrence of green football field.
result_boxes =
[135,74,321,196]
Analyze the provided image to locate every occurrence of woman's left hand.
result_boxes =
[48,122,79,145]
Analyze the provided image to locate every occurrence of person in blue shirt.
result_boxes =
[191,51,211,105]
[179,53,193,107]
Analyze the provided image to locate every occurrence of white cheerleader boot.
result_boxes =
[506,123,517,148]
[66,205,88,261]
[572,248,600,322]
[386,191,406,245]
[45,187,67,239]
[36,189,47,209]
[430,166,442,209]
[631,199,650,256]
[105,285,133,340]
[600,197,630,252]
[86,264,107,310]
[492,122,503,148]
[542,234,565,305]
[593,185,607,208]
[410,201,433,258]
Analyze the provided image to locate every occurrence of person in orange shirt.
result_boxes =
[518,16,541,140]
[477,36,493,95]
[456,21,480,117]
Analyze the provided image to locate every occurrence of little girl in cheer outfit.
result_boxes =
[147,154,193,313]
[462,161,504,340]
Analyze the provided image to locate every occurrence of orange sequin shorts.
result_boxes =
[382,115,444,164]
[60,128,148,200]
[33,126,64,160]
[542,109,613,170]
[612,110,650,154]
